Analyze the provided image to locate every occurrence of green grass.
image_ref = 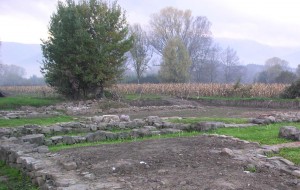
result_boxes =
[168,117,248,124]
[0,96,63,110]
[0,161,38,190]
[124,93,162,101]
[0,115,74,128]
[49,131,201,152]
[204,122,300,145]
[268,147,300,165]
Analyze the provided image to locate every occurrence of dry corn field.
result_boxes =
[0,86,57,97]
[0,83,288,98]
[112,83,288,98]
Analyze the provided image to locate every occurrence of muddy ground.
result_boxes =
[59,136,299,190]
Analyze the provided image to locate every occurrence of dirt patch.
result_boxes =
[59,136,299,190]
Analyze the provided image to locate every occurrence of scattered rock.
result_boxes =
[145,116,162,125]
[102,115,120,123]
[120,115,130,122]
[278,126,300,141]
[63,136,76,145]
[193,122,225,131]
[292,170,300,177]
[220,148,234,157]
[61,161,77,171]
[22,134,45,145]
[37,146,49,153]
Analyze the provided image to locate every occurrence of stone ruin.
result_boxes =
[1,113,300,189]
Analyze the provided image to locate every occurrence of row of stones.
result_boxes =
[205,134,300,181]
[0,114,226,139]
[19,120,228,146]
[0,110,62,119]
[0,137,92,189]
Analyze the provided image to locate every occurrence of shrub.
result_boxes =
[280,79,300,99]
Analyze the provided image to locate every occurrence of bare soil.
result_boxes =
[59,136,299,190]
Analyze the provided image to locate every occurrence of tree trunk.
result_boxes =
[95,82,105,99]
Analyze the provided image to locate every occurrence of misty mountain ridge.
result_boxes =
[1,39,299,78]
[216,38,300,66]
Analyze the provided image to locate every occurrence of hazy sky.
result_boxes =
[1,0,300,47]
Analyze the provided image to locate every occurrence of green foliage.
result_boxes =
[256,57,291,83]
[244,165,256,173]
[0,115,74,128]
[168,117,248,124]
[0,161,38,190]
[280,79,300,99]
[0,96,63,110]
[159,37,192,83]
[274,71,297,84]
[42,0,132,99]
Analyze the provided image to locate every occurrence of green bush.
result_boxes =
[280,79,300,99]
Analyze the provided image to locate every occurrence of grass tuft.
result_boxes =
[267,147,300,165]
[0,115,74,128]
[204,122,300,145]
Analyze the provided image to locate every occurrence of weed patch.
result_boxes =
[0,161,38,190]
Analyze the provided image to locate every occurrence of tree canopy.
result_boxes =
[255,57,295,84]
[41,0,132,99]
[159,37,192,83]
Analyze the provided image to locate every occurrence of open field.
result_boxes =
[1,93,300,189]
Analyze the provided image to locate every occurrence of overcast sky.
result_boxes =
[1,0,300,47]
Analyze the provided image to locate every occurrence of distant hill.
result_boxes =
[216,38,300,67]
[0,42,42,77]
[1,39,299,78]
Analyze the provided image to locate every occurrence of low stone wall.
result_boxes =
[1,115,229,189]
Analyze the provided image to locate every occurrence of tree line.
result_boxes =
[1,0,299,99]
[128,7,243,84]
[127,7,299,85]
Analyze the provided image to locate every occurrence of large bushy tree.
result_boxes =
[159,37,192,83]
[149,7,212,81]
[41,0,132,99]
